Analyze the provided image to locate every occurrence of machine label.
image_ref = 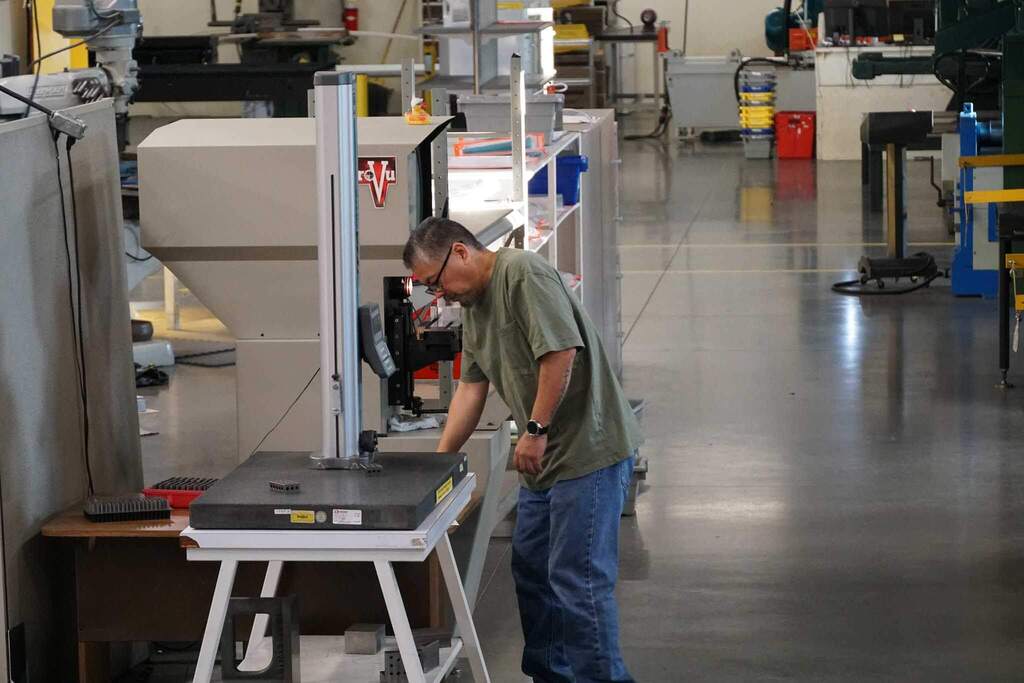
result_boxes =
[358,156,398,209]
[333,509,362,526]
[290,510,315,524]
[436,477,454,504]
[274,508,292,515]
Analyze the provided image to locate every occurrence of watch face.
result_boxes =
[527,421,539,435]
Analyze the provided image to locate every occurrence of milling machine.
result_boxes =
[0,0,140,142]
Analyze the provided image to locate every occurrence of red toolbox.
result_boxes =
[775,111,816,159]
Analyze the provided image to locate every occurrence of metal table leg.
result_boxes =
[436,534,490,683]
[374,560,428,683]
[193,560,238,683]
[862,144,883,213]
[999,231,1013,387]
[241,560,284,666]
[885,143,907,259]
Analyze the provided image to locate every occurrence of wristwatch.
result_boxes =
[526,420,549,437]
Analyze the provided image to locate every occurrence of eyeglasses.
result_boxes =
[424,245,454,295]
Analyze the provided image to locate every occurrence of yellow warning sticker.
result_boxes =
[436,477,454,504]
[290,510,315,524]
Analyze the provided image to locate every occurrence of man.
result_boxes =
[403,217,643,683]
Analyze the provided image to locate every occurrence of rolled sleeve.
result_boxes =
[509,272,584,360]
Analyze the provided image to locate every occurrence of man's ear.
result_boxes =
[452,242,470,261]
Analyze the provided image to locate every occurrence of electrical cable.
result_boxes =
[610,0,634,31]
[125,250,153,262]
[87,0,121,21]
[53,133,96,497]
[623,103,672,140]
[29,18,121,69]
[24,0,44,118]
[66,137,96,498]
[248,368,319,457]
[381,0,412,64]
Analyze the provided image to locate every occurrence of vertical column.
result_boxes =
[313,71,362,464]
[511,54,528,246]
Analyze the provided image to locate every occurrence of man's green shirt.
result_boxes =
[460,248,643,490]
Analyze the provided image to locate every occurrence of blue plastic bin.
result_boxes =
[528,154,589,205]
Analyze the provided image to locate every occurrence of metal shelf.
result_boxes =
[447,131,580,183]
[527,227,555,254]
[481,70,557,91]
[556,202,580,228]
[528,200,580,229]
[480,20,553,35]
[417,20,552,37]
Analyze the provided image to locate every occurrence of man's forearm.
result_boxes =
[530,348,576,425]
[437,380,489,452]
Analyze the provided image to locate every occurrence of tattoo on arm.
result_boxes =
[558,363,572,406]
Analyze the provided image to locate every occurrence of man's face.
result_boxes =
[411,243,485,306]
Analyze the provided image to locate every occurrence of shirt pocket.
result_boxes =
[497,319,536,373]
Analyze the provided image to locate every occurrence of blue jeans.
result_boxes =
[511,456,636,683]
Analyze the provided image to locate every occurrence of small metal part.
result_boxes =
[49,111,88,140]
[380,641,441,681]
[269,479,300,492]
[345,623,385,655]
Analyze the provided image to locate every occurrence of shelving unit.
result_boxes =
[416,0,556,95]
[446,56,585,301]
[552,37,597,108]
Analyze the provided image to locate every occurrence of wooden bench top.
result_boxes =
[42,507,191,539]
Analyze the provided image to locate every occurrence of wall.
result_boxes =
[621,0,778,57]
[615,0,780,93]
[1,0,27,66]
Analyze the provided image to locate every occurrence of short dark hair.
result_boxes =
[403,216,485,268]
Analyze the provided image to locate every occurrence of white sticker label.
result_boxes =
[333,509,362,526]
[274,509,292,515]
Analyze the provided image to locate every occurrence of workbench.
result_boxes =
[42,493,486,682]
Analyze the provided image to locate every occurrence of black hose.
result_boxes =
[832,271,941,295]
[832,253,943,295]
[624,104,672,140]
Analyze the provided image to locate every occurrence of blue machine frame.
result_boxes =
[952,103,1002,298]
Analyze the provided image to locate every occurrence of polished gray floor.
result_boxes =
[135,140,1024,682]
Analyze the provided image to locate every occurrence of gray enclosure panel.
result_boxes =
[0,100,142,680]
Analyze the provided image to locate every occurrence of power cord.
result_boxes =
[248,368,320,457]
[24,0,43,118]
[610,0,634,31]
[53,131,97,497]
[623,103,672,140]
[87,0,122,22]
[26,15,122,78]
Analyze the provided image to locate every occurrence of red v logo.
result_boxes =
[358,157,398,208]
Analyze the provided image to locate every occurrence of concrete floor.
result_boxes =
[132,140,1024,681]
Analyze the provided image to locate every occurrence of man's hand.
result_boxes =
[514,434,546,475]
[437,379,489,454]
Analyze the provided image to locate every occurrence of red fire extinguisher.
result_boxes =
[343,0,359,32]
